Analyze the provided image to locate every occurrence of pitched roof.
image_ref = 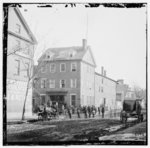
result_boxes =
[95,72,116,83]
[14,7,37,44]
[38,46,90,62]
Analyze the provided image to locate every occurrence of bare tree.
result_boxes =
[21,47,49,120]
[133,86,146,100]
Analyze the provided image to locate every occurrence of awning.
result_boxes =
[46,90,68,96]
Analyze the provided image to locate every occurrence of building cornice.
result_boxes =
[8,30,35,44]
[95,72,116,83]
[81,60,96,68]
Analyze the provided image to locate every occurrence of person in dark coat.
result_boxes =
[77,107,81,118]
[67,106,72,119]
[101,106,105,118]
[87,106,91,118]
[92,106,96,118]
[98,107,101,116]
[83,106,87,118]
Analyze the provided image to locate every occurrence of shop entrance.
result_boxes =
[48,95,65,113]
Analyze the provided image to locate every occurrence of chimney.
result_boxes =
[104,70,106,77]
[82,39,87,50]
[101,66,104,75]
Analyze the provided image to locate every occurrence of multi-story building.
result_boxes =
[95,67,117,111]
[116,79,129,109]
[33,39,96,110]
[7,7,37,119]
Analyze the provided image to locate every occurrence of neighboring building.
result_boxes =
[95,67,117,111]
[125,88,136,100]
[116,79,129,109]
[7,7,37,119]
[33,39,96,110]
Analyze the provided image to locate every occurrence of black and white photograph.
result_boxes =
[2,1,148,145]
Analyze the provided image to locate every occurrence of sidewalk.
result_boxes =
[7,112,121,124]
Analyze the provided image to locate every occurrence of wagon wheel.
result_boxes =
[122,116,127,124]
[138,114,143,122]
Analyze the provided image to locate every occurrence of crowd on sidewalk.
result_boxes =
[64,105,106,119]
[36,103,111,120]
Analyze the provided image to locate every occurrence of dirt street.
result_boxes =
[6,118,147,144]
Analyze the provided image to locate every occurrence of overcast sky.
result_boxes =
[19,4,146,89]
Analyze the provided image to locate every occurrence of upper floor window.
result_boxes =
[71,79,77,88]
[15,60,20,75]
[25,63,29,77]
[49,79,55,88]
[50,64,56,73]
[103,98,106,105]
[60,80,65,88]
[41,78,46,88]
[41,65,46,73]
[102,78,104,84]
[16,24,21,34]
[99,86,101,92]
[71,63,77,72]
[101,87,104,93]
[60,63,66,72]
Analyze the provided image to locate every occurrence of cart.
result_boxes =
[120,99,143,123]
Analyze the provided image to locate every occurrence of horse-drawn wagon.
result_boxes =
[120,99,143,123]
[37,106,58,120]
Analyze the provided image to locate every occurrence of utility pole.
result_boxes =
[86,12,88,41]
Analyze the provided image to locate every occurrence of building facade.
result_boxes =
[116,79,129,109]
[7,7,37,119]
[95,69,117,111]
[33,39,96,110]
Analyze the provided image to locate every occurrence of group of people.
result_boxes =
[64,105,105,119]
[37,103,105,120]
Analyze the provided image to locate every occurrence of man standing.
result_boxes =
[98,106,101,116]
[67,106,72,119]
[101,106,105,118]
[77,107,80,118]
[87,106,91,118]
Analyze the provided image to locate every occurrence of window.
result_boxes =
[103,98,106,105]
[49,80,55,88]
[71,79,77,88]
[99,86,101,92]
[71,63,77,72]
[60,80,65,88]
[41,65,46,73]
[15,60,20,75]
[50,64,56,73]
[102,78,104,84]
[60,63,66,72]
[41,78,46,88]
[25,63,29,77]
[71,95,76,107]
[16,24,21,34]
[101,87,103,93]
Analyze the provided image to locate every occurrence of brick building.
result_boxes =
[33,39,96,110]
[7,7,37,119]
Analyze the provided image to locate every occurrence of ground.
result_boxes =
[6,116,147,145]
